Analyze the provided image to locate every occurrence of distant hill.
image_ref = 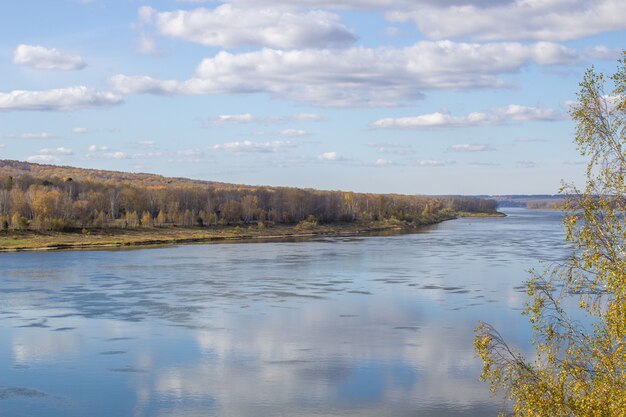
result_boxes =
[0,160,498,232]
[487,194,566,209]
[0,159,230,189]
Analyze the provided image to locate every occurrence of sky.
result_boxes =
[0,0,624,195]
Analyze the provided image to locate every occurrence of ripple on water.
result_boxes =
[0,387,48,399]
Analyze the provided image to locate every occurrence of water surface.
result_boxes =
[0,208,567,416]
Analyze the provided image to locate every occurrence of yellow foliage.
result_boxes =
[476,52,626,416]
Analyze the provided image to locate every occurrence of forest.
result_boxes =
[0,160,498,232]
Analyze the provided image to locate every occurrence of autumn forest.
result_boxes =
[0,160,498,233]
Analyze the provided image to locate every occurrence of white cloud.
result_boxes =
[368,142,415,155]
[137,33,159,55]
[108,75,180,95]
[389,0,626,42]
[279,129,308,137]
[86,145,128,159]
[0,86,123,111]
[138,140,156,147]
[375,158,395,166]
[38,147,74,155]
[208,113,323,125]
[213,140,295,153]
[227,0,491,9]
[72,127,89,134]
[209,113,255,124]
[317,151,351,161]
[26,154,60,163]
[583,45,623,60]
[517,160,536,168]
[448,144,494,152]
[293,113,323,122]
[138,5,356,49]
[13,44,86,71]
[15,132,57,140]
[318,151,339,161]
[105,152,128,159]
[133,151,163,159]
[501,104,564,121]
[415,159,455,167]
[0,144,5,149]
[249,128,309,137]
[371,104,564,128]
[109,41,578,107]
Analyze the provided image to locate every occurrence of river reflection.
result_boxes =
[0,208,566,416]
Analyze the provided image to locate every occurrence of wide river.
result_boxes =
[0,208,567,417]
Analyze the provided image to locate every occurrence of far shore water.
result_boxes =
[0,211,505,252]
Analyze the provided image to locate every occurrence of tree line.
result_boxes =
[0,160,497,232]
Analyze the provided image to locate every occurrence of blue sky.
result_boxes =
[1,0,624,194]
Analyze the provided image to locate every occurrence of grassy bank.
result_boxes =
[0,212,504,252]
[0,223,415,252]
[455,211,507,217]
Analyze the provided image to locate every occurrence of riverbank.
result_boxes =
[0,212,505,252]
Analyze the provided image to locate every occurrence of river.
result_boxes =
[0,208,567,417]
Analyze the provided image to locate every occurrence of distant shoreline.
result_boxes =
[0,212,505,253]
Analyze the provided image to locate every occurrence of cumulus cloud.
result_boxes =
[0,86,123,111]
[583,45,623,60]
[228,0,626,48]
[318,151,341,161]
[448,143,494,152]
[228,0,505,9]
[212,140,295,153]
[388,0,626,42]
[86,145,129,159]
[12,132,57,140]
[108,75,179,95]
[368,142,415,155]
[138,5,356,49]
[13,44,86,70]
[109,41,578,107]
[208,113,323,125]
[38,147,74,155]
[249,128,309,138]
[72,127,89,134]
[293,113,323,122]
[279,129,308,137]
[371,104,564,128]
[415,159,455,167]
[209,113,255,124]
[375,158,396,166]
